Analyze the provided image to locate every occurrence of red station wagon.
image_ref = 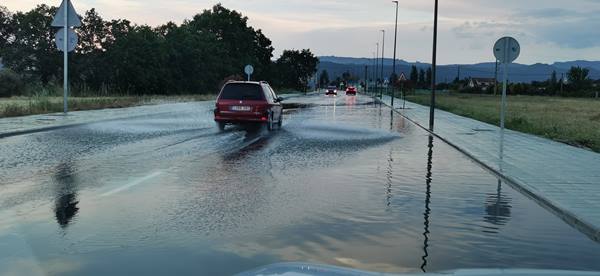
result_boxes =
[214,81,283,131]
[346,86,357,95]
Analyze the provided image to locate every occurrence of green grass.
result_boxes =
[0,94,215,118]
[404,93,600,152]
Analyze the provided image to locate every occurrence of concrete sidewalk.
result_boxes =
[378,94,600,242]
[0,102,210,138]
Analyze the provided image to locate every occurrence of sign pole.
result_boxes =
[493,36,520,160]
[499,42,509,159]
[63,1,68,114]
[402,83,406,109]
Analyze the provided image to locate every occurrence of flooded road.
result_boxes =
[1,94,599,275]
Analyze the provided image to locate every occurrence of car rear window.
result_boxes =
[219,83,265,101]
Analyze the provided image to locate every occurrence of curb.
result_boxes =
[374,96,600,243]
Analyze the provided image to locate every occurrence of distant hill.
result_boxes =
[318,56,600,83]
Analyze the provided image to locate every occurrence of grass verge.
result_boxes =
[0,95,215,118]
[404,93,600,152]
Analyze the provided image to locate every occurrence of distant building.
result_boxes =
[468,77,496,90]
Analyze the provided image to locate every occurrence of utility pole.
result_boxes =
[494,60,499,96]
[63,3,68,114]
[561,73,564,95]
[375,43,379,96]
[380,30,386,99]
[364,65,368,93]
[392,0,399,107]
[429,0,438,131]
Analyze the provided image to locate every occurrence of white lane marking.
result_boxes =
[100,171,162,197]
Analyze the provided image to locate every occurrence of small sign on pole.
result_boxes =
[244,65,254,81]
[493,36,520,158]
[55,28,78,52]
[398,73,407,109]
[398,72,407,82]
[52,0,80,114]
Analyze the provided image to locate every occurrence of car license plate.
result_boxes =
[230,106,251,111]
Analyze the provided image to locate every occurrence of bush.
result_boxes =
[0,70,25,97]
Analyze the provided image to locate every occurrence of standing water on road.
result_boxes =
[1,95,599,275]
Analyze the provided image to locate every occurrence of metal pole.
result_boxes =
[63,0,68,114]
[494,60,499,96]
[380,30,385,99]
[560,73,564,95]
[375,43,379,96]
[392,1,399,107]
[428,0,438,131]
[402,83,406,109]
[499,42,509,160]
[364,65,368,93]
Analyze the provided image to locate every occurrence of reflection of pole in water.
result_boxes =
[483,179,512,228]
[386,147,393,207]
[378,101,382,129]
[390,109,394,131]
[53,163,80,229]
[421,135,434,272]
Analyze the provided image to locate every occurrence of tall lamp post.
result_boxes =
[380,29,386,99]
[392,0,399,107]
[375,43,380,96]
[428,0,439,131]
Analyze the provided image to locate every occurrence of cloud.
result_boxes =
[3,0,600,63]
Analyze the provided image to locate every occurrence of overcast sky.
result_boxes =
[4,0,600,64]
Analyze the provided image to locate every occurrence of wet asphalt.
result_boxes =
[1,94,599,276]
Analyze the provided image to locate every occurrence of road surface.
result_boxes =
[1,94,599,276]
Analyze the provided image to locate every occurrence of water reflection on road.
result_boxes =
[53,162,80,229]
[0,94,599,276]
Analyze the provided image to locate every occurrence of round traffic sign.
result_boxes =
[244,65,254,75]
[55,28,78,52]
[494,37,520,64]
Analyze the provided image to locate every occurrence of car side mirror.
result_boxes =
[276,97,284,102]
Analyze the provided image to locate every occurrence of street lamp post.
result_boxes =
[392,0,399,107]
[375,43,379,96]
[380,30,385,99]
[428,0,438,131]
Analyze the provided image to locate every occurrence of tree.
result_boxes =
[104,25,169,94]
[409,65,418,85]
[275,49,319,91]
[186,4,274,82]
[425,67,432,86]
[318,70,329,87]
[2,4,60,84]
[567,66,591,91]
[550,70,557,86]
[0,5,11,51]
[342,71,352,83]
[418,69,426,87]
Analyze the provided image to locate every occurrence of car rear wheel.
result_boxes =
[267,114,274,131]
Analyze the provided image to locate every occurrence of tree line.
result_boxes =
[318,63,598,98]
[0,4,319,97]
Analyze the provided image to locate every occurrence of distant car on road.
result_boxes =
[325,86,337,96]
[214,81,283,131]
[346,86,357,95]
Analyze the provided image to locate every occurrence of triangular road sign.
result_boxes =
[398,72,407,82]
[51,0,81,28]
